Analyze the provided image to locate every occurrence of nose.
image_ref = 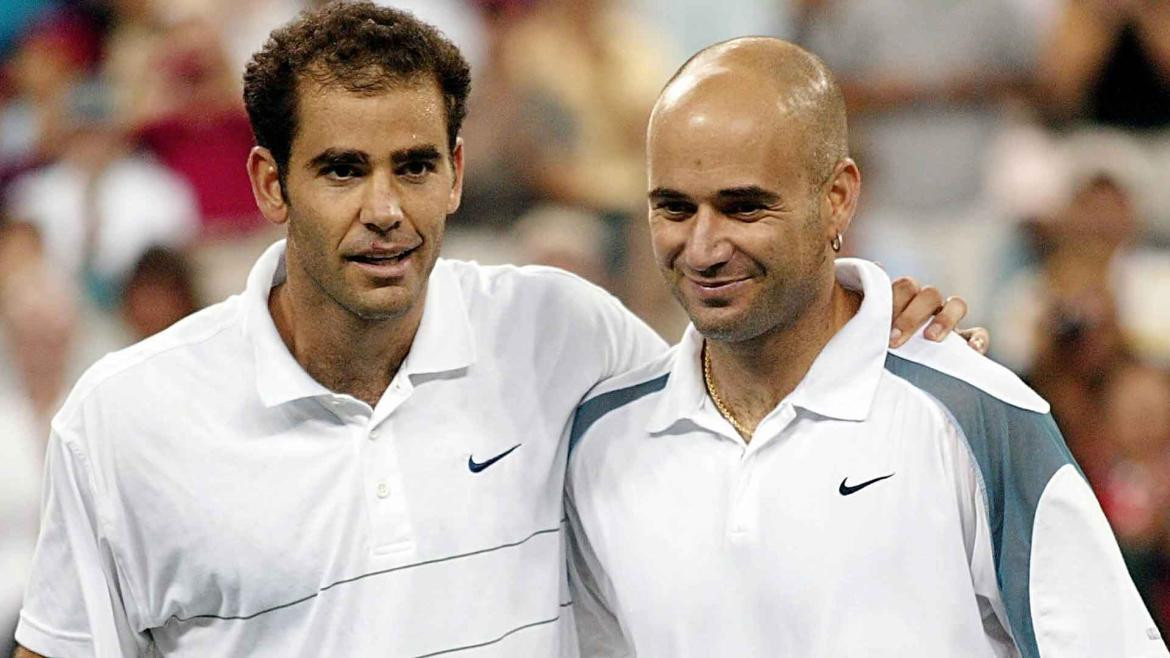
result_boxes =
[360,169,404,233]
[682,206,733,274]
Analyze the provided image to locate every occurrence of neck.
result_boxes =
[268,271,423,408]
[706,281,861,441]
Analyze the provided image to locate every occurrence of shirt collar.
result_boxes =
[786,258,891,421]
[645,258,892,432]
[645,324,708,434]
[241,240,476,408]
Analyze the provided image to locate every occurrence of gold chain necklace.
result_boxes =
[702,341,752,439]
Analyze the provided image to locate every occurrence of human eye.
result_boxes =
[397,159,437,180]
[653,200,695,220]
[724,202,766,219]
[322,163,362,181]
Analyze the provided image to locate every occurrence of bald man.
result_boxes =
[565,38,1166,657]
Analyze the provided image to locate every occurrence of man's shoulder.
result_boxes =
[439,259,620,309]
[569,348,677,454]
[886,332,1049,416]
[58,296,244,425]
[884,333,1075,499]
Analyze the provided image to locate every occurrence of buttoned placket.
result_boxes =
[325,373,419,557]
[709,401,799,543]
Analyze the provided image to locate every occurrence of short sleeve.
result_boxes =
[1030,465,1169,657]
[15,423,148,658]
[590,290,668,384]
[887,350,1167,656]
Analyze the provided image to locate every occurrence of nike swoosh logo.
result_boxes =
[468,444,521,473]
[838,473,895,496]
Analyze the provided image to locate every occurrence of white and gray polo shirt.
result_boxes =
[567,258,1165,658]
[16,240,666,657]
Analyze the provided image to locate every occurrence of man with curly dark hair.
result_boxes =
[242,1,471,196]
[12,3,977,657]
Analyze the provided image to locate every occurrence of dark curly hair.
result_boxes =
[243,2,471,191]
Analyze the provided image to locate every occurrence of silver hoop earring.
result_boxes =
[831,232,843,253]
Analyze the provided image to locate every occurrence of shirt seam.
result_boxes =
[55,312,239,428]
[19,608,94,642]
[55,427,152,634]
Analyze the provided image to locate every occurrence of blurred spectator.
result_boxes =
[993,167,1170,373]
[102,0,167,126]
[0,255,76,431]
[1026,286,1128,477]
[452,0,547,229]
[126,18,265,237]
[512,203,612,287]
[0,236,78,657]
[1034,0,1170,235]
[378,0,488,74]
[802,0,1043,323]
[454,0,684,335]
[0,6,104,182]
[638,0,791,64]
[163,0,305,75]
[491,0,672,214]
[4,121,198,309]
[1039,0,1170,129]
[120,246,201,340]
[1095,362,1170,633]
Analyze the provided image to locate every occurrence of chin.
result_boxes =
[342,289,419,321]
[688,308,748,342]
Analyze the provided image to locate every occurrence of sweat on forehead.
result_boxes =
[652,37,848,182]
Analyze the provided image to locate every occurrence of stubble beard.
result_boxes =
[680,223,832,345]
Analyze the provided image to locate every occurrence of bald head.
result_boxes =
[652,37,848,186]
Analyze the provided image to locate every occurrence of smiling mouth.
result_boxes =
[689,277,749,289]
[344,247,417,265]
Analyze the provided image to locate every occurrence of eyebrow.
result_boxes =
[715,186,782,205]
[391,145,442,165]
[648,187,691,202]
[648,185,783,205]
[306,148,368,171]
[305,144,443,171]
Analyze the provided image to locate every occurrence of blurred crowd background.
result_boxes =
[1,0,1169,651]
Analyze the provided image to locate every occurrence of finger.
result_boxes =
[958,326,990,355]
[924,295,969,342]
[888,276,921,345]
[890,284,944,348]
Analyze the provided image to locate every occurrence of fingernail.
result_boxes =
[926,325,942,340]
[889,327,902,343]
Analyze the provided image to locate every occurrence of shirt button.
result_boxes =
[375,481,390,498]
[368,429,380,441]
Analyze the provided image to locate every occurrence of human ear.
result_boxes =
[247,146,289,225]
[823,157,860,241]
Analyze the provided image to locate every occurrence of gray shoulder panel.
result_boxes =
[569,374,670,457]
[884,354,1079,658]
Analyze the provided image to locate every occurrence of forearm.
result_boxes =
[13,645,47,658]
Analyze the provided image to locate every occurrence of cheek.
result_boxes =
[648,220,686,268]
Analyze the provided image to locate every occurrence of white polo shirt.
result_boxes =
[16,240,666,657]
[567,259,1166,658]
